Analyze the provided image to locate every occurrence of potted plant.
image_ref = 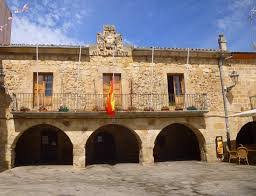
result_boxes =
[144,107,154,111]
[187,106,197,111]
[161,106,170,111]
[20,106,30,112]
[58,105,69,112]
[92,106,99,112]
[128,106,137,111]
[115,106,123,111]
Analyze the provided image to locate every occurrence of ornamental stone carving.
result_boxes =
[90,25,131,57]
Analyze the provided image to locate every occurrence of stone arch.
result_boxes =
[153,123,206,162]
[13,120,70,136]
[13,124,73,167]
[85,124,142,165]
[236,121,256,146]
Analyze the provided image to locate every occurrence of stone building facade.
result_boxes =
[0,25,255,169]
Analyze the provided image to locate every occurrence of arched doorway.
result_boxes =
[86,124,140,165]
[236,122,256,146]
[15,124,73,166]
[154,123,201,162]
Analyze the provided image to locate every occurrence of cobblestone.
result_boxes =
[0,161,255,196]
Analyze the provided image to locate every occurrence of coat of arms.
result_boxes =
[90,25,130,56]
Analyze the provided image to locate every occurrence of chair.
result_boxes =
[226,145,238,163]
[237,147,249,165]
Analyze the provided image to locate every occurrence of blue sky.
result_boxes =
[5,0,256,51]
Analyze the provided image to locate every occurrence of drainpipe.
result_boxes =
[218,34,231,148]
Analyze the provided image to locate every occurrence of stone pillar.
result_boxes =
[139,145,154,165]
[137,130,159,165]
[68,131,90,169]
[5,144,14,169]
[73,145,85,168]
[205,143,218,162]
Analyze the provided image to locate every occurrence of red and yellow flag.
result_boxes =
[105,80,115,116]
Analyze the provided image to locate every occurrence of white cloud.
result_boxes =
[124,38,137,47]
[8,0,92,44]
[11,17,80,44]
[215,0,255,50]
[216,0,252,32]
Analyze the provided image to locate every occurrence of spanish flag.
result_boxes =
[105,80,115,116]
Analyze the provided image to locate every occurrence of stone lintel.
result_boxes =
[12,111,208,119]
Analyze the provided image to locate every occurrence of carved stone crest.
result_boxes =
[90,25,130,57]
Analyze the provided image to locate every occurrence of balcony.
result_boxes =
[250,95,256,109]
[12,93,208,114]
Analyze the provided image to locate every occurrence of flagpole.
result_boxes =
[186,48,190,65]
[184,48,190,108]
[150,47,154,109]
[112,44,116,89]
[112,45,115,106]
[36,45,39,111]
[75,45,82,112]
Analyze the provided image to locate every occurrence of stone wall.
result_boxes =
[2,54,223,112]
[0,50,256,168]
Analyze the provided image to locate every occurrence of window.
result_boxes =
[33,73,53,96]
[103,73,122,106]
[167,74,185,106]
[33,73,53,107]
[103,73,121,94]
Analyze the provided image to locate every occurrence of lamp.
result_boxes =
[226,71,239,92]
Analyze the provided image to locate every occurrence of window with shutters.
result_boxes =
[167,74,185,109]
[103,73,122,107]
[33,73,53,107]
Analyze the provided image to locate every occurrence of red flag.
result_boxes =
[105,80,115,116]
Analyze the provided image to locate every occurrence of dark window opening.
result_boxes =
[167,74,184,108]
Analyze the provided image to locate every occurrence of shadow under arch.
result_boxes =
[14,124,73,167]
[153,123,206,162]
[236,121,256,146]
[85,124,142,165]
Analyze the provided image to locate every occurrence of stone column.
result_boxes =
[71,131,92,169]
[139,145,154,165]
[73,145,85,168]
[137,130,159,165]
[205,142,218,162]
[5,144,14,169]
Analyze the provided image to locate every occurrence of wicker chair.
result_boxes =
[237,147,249,165]
[226,145,238,163]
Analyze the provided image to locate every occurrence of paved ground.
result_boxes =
[0,161,255,196]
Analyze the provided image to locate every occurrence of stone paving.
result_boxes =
[0,161,255,196]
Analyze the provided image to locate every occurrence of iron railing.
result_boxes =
[12,93,208,112]
[250,95,256,109]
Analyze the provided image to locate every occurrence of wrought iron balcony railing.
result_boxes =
[12,93,208,112]
[250,95,256,109]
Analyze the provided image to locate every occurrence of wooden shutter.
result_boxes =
[33,73,53,108]
[173,74,184,110]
